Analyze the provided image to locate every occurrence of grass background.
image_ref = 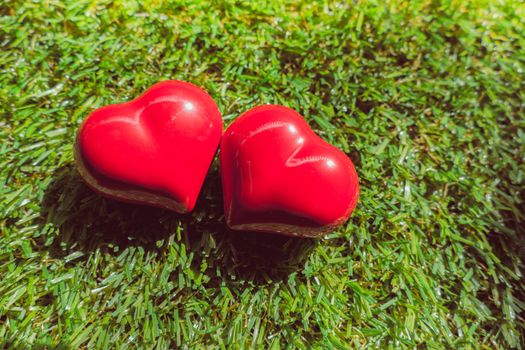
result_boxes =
[1,0,524,348]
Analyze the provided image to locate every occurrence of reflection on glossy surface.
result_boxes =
[76,80,223,213]
[220,105,360,237]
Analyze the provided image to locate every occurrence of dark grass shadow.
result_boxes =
[38,163,318,285]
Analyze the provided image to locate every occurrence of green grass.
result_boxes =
[1,0,524,348]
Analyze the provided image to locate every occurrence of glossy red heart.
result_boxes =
[220,105,359,237]
[76,80,222,213]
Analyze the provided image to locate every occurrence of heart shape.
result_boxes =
[76,80,222,213]
[220,105,359,237]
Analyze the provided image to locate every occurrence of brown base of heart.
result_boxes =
[227,221,339,238]
[74,140,187,213]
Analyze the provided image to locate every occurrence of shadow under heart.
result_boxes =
[37,163,318,285]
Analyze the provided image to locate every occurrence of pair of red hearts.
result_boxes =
[76,81,359,237]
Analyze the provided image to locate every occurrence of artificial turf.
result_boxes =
[1,0,524,348]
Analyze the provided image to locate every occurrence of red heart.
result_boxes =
[220,105,359,237]
[76,80,222,213]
